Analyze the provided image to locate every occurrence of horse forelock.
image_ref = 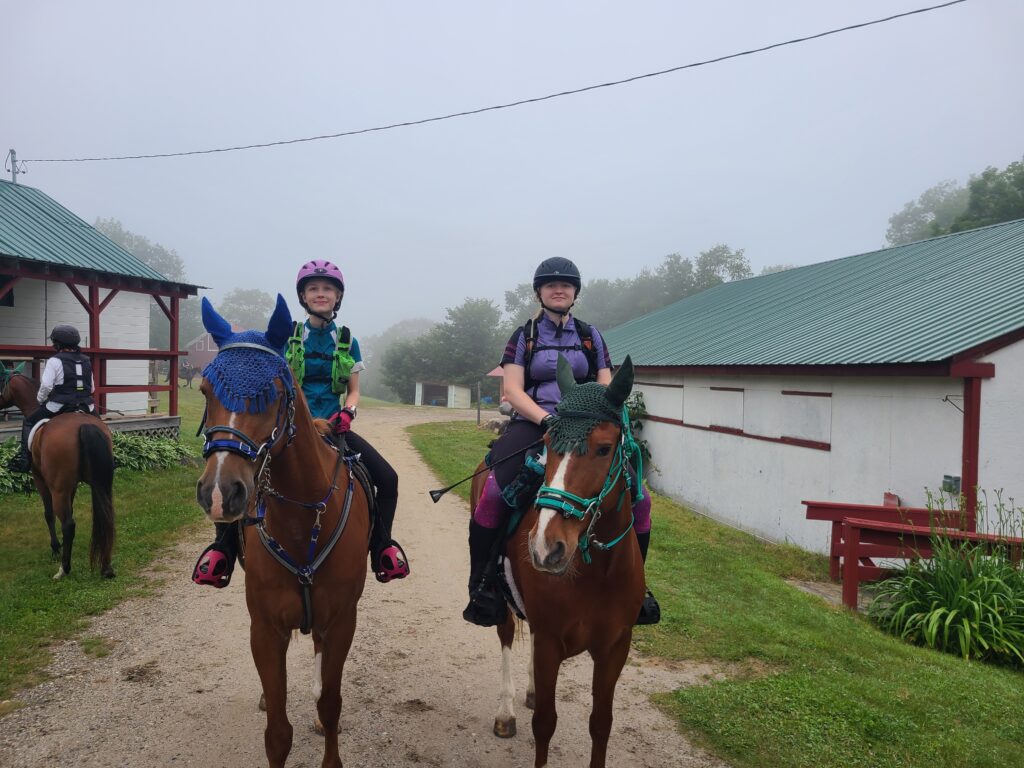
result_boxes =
[202,331,291,415]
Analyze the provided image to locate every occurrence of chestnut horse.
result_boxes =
[194,296,369,768]
[471,356,644,768]
[0,362,115,580]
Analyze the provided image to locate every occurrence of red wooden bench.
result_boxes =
[803,500,971,580]
[840,517,1024,609]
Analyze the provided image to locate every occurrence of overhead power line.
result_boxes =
[24,0,968,164]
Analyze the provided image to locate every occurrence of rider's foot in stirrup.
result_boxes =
[635,588,661,626]
[373,540,410,583]
[462,579,508,627]
[7,452,31,474]
[192,542,236,588]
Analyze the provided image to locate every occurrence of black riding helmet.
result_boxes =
[533,257,582,296]
[49,324,81,348]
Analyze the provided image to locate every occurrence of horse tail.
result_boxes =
[80,424,116,570]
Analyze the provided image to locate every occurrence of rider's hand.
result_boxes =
[330,410,353,434]
[541,414,557,432]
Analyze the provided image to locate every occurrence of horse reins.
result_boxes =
[200,341,354,635]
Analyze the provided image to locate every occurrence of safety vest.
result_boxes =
[49,351,95,407]
[285,321,355,395]
[522,316,598,394]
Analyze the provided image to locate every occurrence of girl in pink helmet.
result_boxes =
[192,259,410,587]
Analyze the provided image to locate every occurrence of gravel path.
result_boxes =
[0,406,726,767]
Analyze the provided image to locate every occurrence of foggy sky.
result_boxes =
[5,1,1022,335]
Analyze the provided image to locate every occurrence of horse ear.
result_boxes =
[201,297,234,348]
[265,294,293,352]
[556,354,577,397]
[606,355,634,407]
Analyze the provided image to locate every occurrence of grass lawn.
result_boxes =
[408,421,1024,768]
[0,386,210,704]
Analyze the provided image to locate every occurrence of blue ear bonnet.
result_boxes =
[202,330,292,415]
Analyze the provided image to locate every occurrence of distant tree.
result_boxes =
[885,180,969,246]
[359,317,437,401]
[760,264,798,275]
[217,288,276,330]
[93,218,197,349]
[950,157,1024,233]
[504,283,537,325]
[95,218,187,281]
[694,244,752,289]
[380,298,505,403]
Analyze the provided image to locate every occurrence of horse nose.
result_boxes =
[196,481,212,513]
[543,540,565,568]
[222,480,249,515]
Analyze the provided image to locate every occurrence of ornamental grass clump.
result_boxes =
[869,493,1024,667]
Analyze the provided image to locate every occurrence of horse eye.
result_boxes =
[596,445,612,457]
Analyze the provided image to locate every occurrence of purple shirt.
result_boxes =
[501,315,612,417]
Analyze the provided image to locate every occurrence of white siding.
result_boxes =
[978,340,1024,525]
[636,373,966,553]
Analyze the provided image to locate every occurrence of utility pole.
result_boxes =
[7,149,18,183]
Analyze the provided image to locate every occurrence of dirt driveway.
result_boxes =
[0,406,726,767]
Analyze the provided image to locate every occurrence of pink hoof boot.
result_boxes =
[374,542,410,583]
[191,544,233,588]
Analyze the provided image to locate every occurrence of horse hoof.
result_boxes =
[525,691,535,710]
[102,567,116,579]
[493,717,516,738]
[53,567,66,581]
[258,693,266,711]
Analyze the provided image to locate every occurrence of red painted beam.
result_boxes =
[962,376,982,528]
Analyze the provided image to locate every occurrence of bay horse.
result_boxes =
[194,296,370,768]
[0,362,116,580]
[470,355,644,768]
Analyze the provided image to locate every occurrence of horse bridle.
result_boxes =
[534,406,641,565]
[198,341,354,634]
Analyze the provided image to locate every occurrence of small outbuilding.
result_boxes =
[603,219,1024,553]
[0,178,199,437]
[414,381,471,408]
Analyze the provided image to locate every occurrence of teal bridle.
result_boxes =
[534,405,644,565]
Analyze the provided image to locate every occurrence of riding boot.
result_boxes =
[7,417,36,473]
[635,531,662,626]
[463,519,508,627]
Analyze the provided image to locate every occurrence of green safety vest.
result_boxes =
[285,321,355,395]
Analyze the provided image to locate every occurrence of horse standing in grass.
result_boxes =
[471,356,644,768]
[0,362,116,580]
[194,296,370,768]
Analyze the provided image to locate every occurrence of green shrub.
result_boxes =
[0,433,192,495]
[869,494,1024,666]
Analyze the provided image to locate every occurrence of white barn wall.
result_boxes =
[978,340,1024,521]
[638,374,964,554]
[0,279,150,415]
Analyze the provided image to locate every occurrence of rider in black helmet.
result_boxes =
[462,257,660,628]
[8,324,96,473]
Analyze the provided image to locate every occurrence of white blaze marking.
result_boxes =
[532,453,573,563]
[209,413,236,520]
[312,651,323,702]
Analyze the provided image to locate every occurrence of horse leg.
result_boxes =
[494,614,517,738]
[530,634,563,768]
[251,622,293,768]
[34,477,60,559]
[311,636,342,735]
[587,633,632,768]
[51,489,76,580]
[314,616,356,768]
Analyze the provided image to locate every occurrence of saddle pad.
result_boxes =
[27,419,50,452]
[500,555,528,621]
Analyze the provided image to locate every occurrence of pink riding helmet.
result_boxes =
[296,260,345,314]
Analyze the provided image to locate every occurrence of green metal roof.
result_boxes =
[0,178,169,282]
[604,218,1024,367]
